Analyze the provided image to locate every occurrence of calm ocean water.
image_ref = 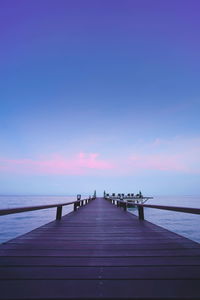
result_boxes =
[0,195,199,244]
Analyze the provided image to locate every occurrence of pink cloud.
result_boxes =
[127,136,200,174]
[1,136,200,176]
[0,153,114,175]
[129,153,186,172]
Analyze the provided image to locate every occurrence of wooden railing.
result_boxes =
[0,197,95,220]
[106,197,200,220]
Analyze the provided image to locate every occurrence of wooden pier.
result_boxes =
[0,197,200,299]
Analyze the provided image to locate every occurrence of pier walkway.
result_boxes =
[0,197,200,299]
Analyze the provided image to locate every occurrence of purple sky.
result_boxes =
[0,0,200,195]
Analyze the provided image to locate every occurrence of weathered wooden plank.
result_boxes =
[0,279,200,299]
[1,266,200,279]
[1,256,200,266]
[8,231,191,238]
[1,248,200,256]
[2,242,198,250]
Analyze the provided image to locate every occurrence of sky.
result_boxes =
[0,0,200,196]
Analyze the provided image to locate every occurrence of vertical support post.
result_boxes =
[74,203,77,211]
[56,206,62,220]
[138,205,144,220]
[123,202,127,211]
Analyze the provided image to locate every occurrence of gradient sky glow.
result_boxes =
[1,0,200,195]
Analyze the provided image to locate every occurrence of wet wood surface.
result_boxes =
[0,197,200,299]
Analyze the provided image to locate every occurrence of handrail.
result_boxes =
[136,203,200,215]
[0,201,76,216]
[0,197,95,220]
[106,197,200,220]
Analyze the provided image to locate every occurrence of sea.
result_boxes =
[0,195,199,244]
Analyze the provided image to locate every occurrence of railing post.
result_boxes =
[123,202,127,211]
[74,202,77,211]
[56,206,62,220]
[138,206,144,220]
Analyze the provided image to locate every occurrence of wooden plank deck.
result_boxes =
[0,197,200,299]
